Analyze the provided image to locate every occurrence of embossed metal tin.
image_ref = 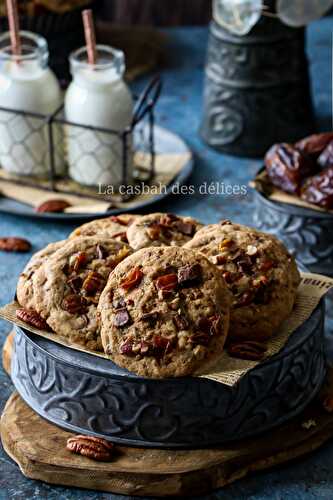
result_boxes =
[200,0,314,157]
[253,180,333,276]
[11,300,326,449]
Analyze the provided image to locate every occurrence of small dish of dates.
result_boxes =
[264,132,333,210]
[253,131,333,276]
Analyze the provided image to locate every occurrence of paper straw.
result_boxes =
[6,0,21,56]
[82,9,97,65]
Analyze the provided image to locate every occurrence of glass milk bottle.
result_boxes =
[65,45,133,187]
[0,31,64,177]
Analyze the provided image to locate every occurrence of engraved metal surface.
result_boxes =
[253,187,333,276]
[12,301,326,448]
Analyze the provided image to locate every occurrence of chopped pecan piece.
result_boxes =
[235,291,255,308]
[178,263,202,286]
[259,259,275,272]
[227,340,267,361]
[152,335,171,357]
[220,238,234,250]
[155,273,178,293]
[0,237,31,252]
[72,251,87,272]
[16,308,51,331]
[62,294,87,314]
[198,315,221,336]
[66,435,114,462]
[82,271,105,294]
[141,311,159,325]
[113,308,131,327]
[109,215,131,226]
[215,255,227,265]
[146,224,161,240]
[220,219,232,226]
[121,267,143,291]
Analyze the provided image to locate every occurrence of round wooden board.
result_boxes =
[1,389,333,497]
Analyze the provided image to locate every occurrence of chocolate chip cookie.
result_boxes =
[33,237,132,351]
[17,240,65,310]
[70,214,139,243]
[184,221,300,342]
[98,246,231,378]
[126,213,203,250]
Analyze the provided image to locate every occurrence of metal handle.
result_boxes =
[131,75,162,127]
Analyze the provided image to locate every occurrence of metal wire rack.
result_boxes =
[0,76,161,202]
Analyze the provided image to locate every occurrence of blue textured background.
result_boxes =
[0,19,333,499]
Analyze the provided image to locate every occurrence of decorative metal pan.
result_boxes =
[253,168,333,277]
[11,298,326,449]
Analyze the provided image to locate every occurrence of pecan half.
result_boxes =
[227,341,267,361]
[66,435,114,461]
[178,264,202,286]
[62,294,87,314]
[36,199,72,213]
[82,271,105,294]
[120,267,143,291]
[16,308,51,331]
[0,237,31,252]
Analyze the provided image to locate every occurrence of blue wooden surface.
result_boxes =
[0,19,333,499]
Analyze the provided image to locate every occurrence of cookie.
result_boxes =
[33,237,132,351]
[184,221,301,342]
[17,240,65,310]
[69,214,139,243]
[126,213,203,250]
[98,246,231,378]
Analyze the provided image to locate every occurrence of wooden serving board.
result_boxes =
[2,334,333,496]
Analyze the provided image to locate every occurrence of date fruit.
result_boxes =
[318,140,333,169]
[67,435,114,461]
[0,237,31,252]
[296,132,333,159]
[301,166,333,209]
[36,199,71,213]
[265,143,316,194]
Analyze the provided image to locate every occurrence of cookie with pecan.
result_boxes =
[17,240,66,310]
[126,213,203,250]
[32,237,132,351]
[69,214,139,244]
[98,246,231,378]
[184,221,300,342]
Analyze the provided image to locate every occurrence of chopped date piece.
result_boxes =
[72,251,87,272]
[215,254,227,265]
[177,263,202,286]
[16,307,51,331]
[140,311,159,325]
[301,167,333,209]
[152,335,171,356]
[0,237,31,252]
[173,314,189,331]
[155,273,178,292]
[146,224,161,240]
[296,132,333,159]
[113,308,131,327]
[67,275,83,292]
[258,259,275,272]
[223,271,242,284]
[121,267,143,291]
[318,140,333,169]
[120,340,134,355]
[198,315,221,336]
[219,238,234,250]
[173,220,195,236]
[112,297,126,310]
[96,244,108,260]
[159,213,179,227]
[265,143,316,194]
[82,271,105,294]
[62,294,87,314]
